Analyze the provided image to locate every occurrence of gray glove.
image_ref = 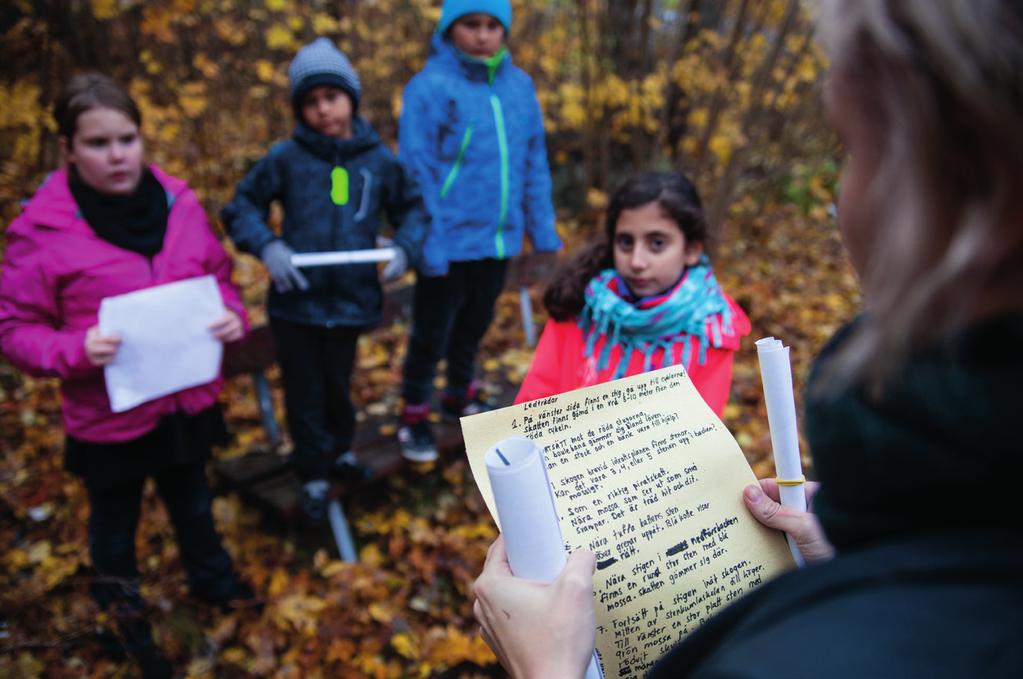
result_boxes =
[381,247,408,283]
[261,240,309,293]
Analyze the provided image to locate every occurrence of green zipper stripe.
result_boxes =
[490,94,509,259]
[440,124,474,199]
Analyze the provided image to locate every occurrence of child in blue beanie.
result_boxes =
[397,0,561,462]
[222,37,430,521]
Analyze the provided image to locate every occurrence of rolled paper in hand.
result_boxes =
[755,337,807,567]
[290,247,396,268]
[486,437,604,679]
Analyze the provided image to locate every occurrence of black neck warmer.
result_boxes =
[805,313,1023,552]
[69,167,169,256]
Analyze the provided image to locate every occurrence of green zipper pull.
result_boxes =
[331,166,349,205]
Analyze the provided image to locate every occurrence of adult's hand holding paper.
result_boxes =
[462,365,794,679]
[755,337,807,566]
[99,275,225,413]
[485,437,604,679]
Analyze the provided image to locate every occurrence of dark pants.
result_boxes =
[87,461,235,623]
[270,317,361,481]
[402,258,509,405]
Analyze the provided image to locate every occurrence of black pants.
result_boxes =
[270,317,361,481]
[87,461,235,619]
[402,258,509,405]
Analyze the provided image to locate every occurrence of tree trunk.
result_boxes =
[655,0,697,162]
[693,0,751,164]
[577,0,597,191]
[706,0,802,239]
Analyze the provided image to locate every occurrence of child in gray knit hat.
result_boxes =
[222,37,430,522]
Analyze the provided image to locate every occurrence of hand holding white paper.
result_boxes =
[755,337,807,566]
[290,247,396,268]
[485,437,604,679]
[99,275,225,413]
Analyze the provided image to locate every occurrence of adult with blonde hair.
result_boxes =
[472,1,1023,676]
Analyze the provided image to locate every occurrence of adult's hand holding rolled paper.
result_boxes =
[473,537,598,679]
[755,336,809,566]
[743,480,834,564]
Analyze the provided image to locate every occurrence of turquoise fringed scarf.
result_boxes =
[579,255,733,379]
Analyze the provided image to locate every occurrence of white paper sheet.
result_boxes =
[755,337,807,566]
[290,247,396,268]
[99,275,225,413]
[485,437,604,679]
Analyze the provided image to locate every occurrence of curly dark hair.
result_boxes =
[543,171,708,320]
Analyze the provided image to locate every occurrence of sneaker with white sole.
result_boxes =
[397,421,438,462]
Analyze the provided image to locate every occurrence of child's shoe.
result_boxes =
[397,402,437,462]
[113,617,173,679]
[132,641,174,679]
[194,576,262,612]
[441,383,495,420]
[332,451,373,482]
[300,479,330,523]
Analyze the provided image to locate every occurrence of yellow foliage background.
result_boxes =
[1,0,833,236]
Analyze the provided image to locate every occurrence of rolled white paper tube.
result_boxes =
[485,437,566,581]
[290,247,396,267]
[756,339,807,566]
[485,437,604,679]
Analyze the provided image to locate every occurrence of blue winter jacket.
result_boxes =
[222,118,429,327]
[399,33,561,276]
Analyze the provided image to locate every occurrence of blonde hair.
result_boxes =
[818,0,1023,385]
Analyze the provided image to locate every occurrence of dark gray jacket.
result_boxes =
[650,314,1023,678]
[223,118,428,327]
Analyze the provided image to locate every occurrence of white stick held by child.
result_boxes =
[290,247,396,268]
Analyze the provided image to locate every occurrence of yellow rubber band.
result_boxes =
[775,476,806,487]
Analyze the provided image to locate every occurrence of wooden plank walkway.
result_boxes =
[213,378,519,521]
[214,253,547,522]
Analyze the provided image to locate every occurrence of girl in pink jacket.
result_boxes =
[515,172,749,416]
[0,73,251,677]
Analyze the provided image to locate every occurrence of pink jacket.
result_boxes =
[0,166,247,443]
[515,294,750,416]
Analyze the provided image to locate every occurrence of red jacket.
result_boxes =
[515,294,750,416]
[0,166,247,443]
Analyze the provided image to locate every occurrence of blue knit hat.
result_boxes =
[288,37,362,110]
[438,0,512,34]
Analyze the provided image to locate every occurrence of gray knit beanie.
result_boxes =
[288,37,362,110]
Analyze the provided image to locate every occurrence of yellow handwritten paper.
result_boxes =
[461,364,794,679]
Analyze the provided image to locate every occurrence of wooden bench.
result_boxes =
[214,252,551,557]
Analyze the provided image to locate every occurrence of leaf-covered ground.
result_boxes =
[0,204,859,678]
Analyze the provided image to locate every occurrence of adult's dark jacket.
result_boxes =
[222,118,429,327]
[649,314,1023,678]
